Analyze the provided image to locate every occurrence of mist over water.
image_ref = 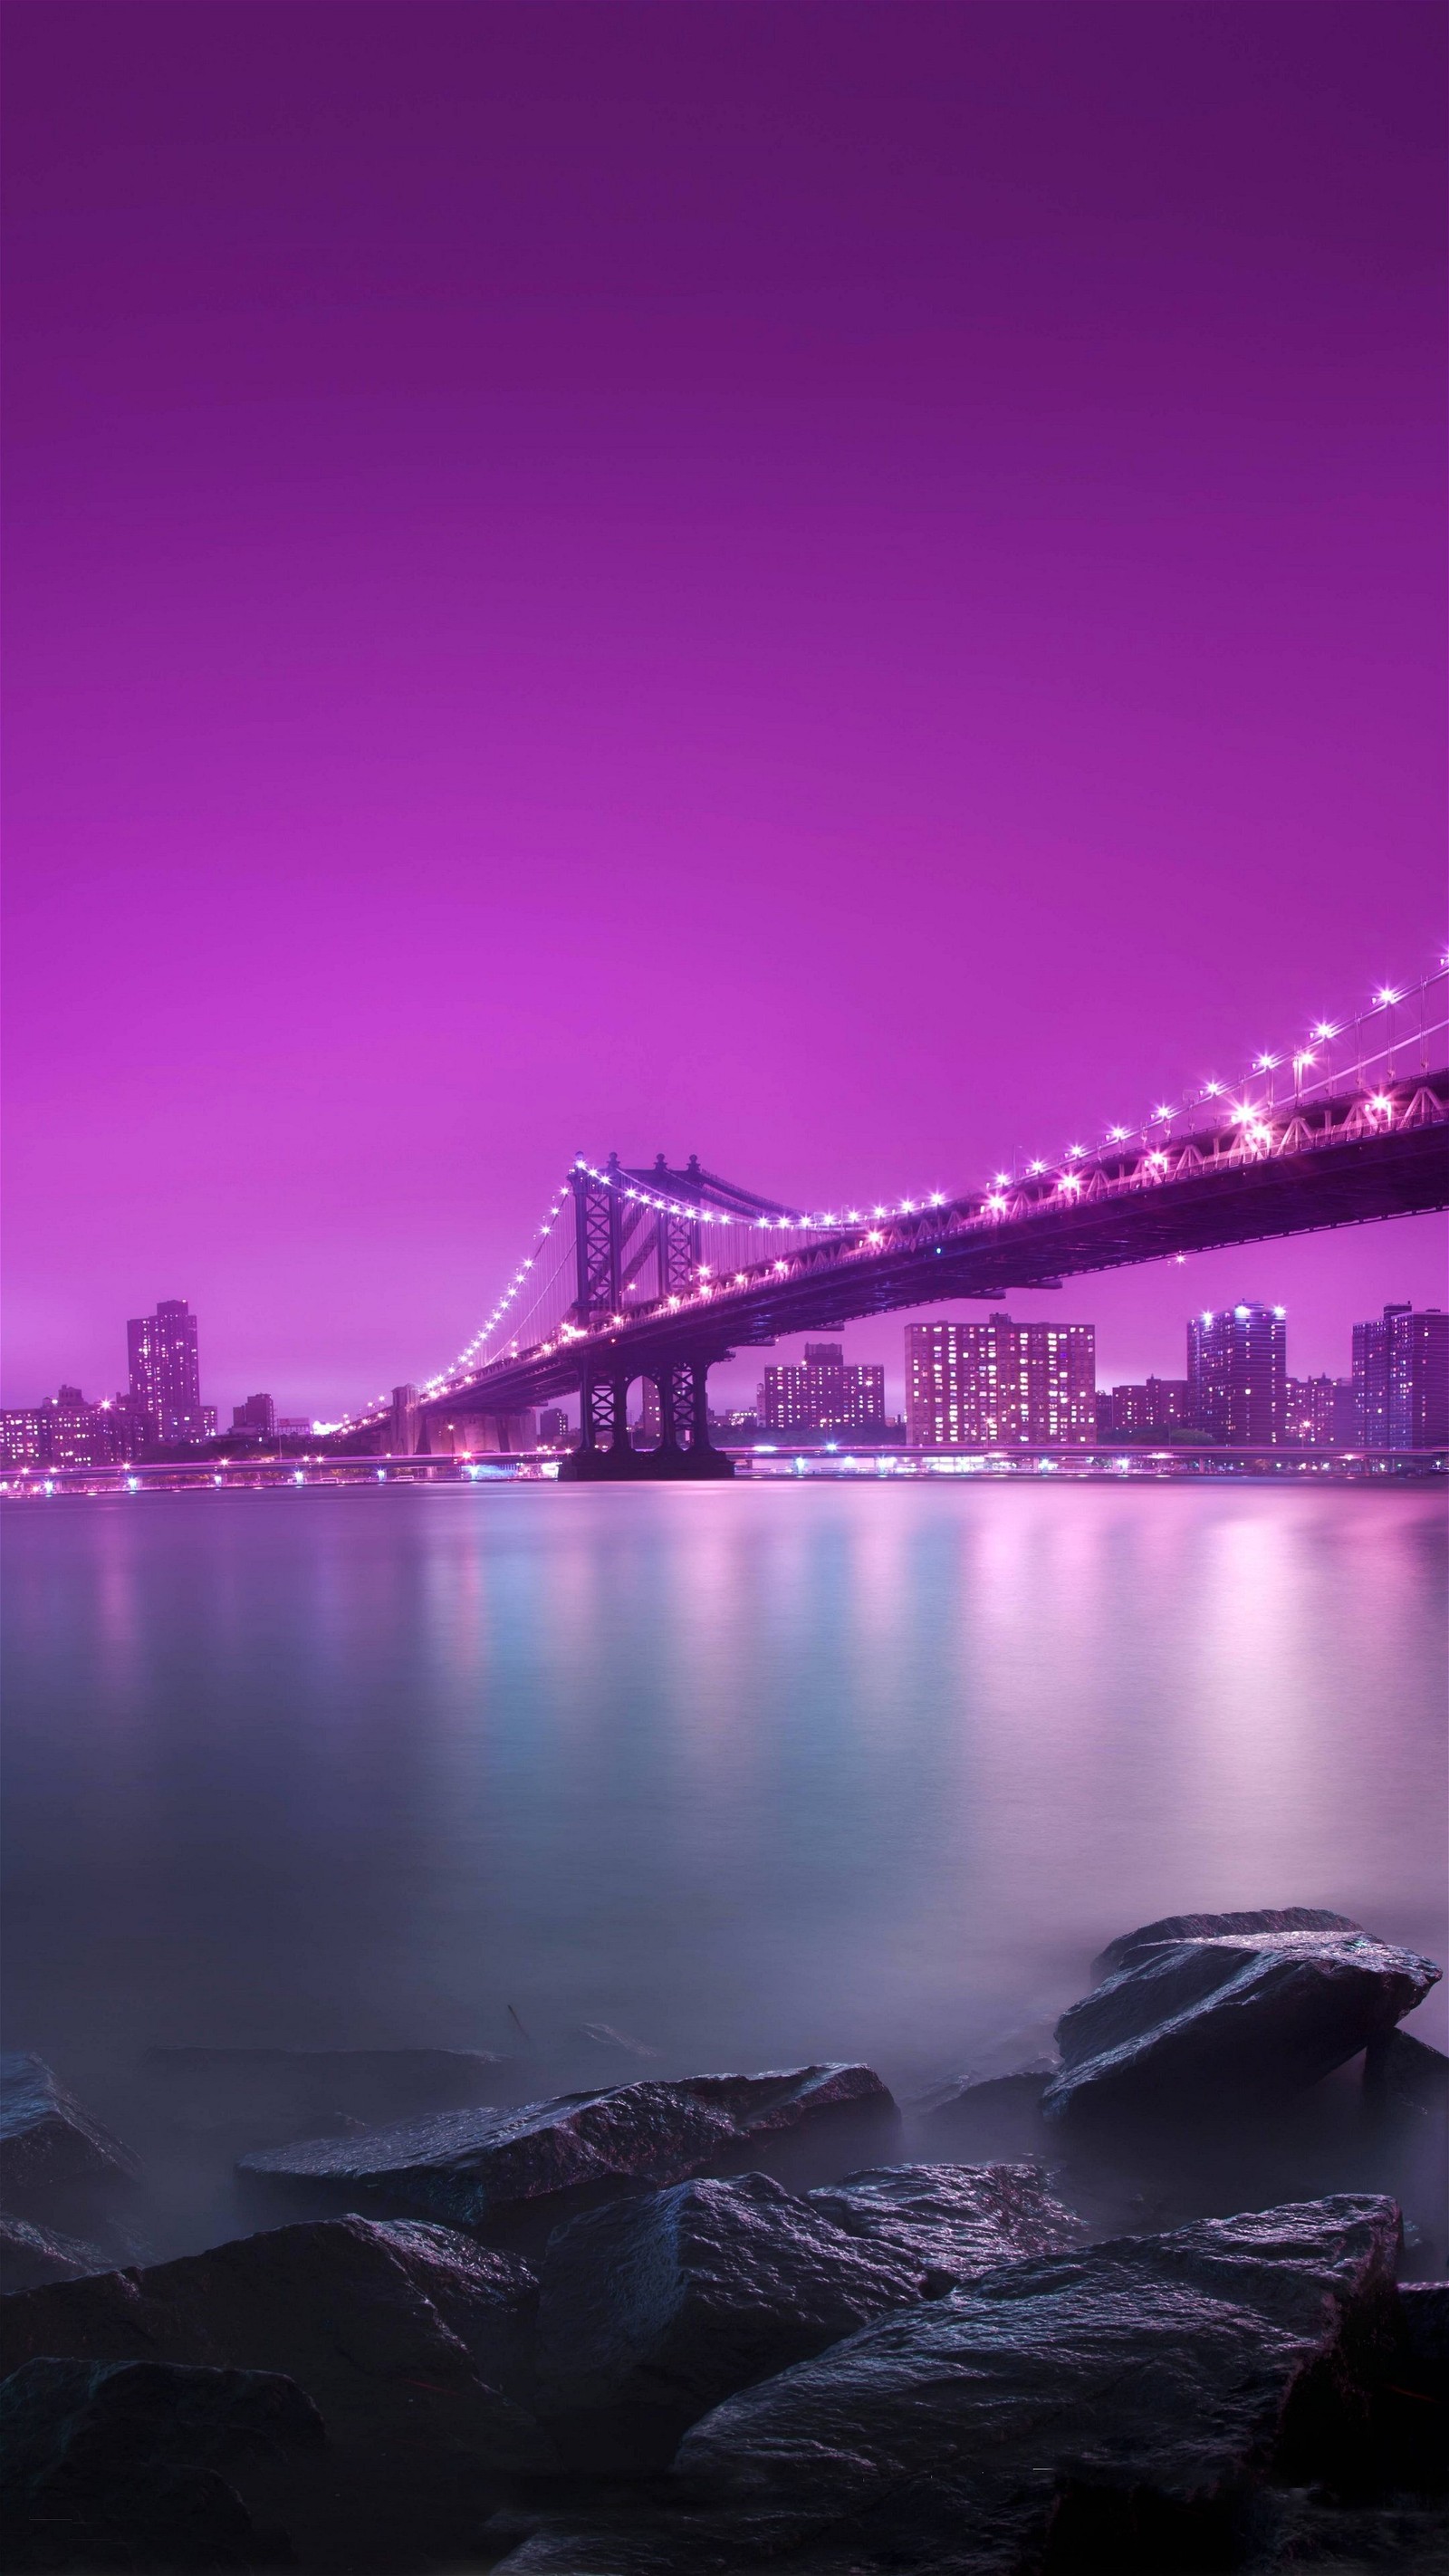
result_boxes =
[5,1483,1444,2121]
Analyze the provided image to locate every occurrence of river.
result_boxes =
[4,1479,1444,2115]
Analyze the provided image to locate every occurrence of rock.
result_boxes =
[1,2354,321,2570]
[238,2065,896,2243]
[1397,2279,1449,2365]
[650,2196,1406,2575]
[0,2218,111,2296]
[913,2070,1053,2162]
[142,2045,513,2149]
[0,2057,139,2225]
[1365,2026,1449,2121]
[573,2025,662,2061]
[0,2217,553,2569]
[1042,1929,1440,2124]
[1376,2281,1449,2495]
[535,2173,927,2465]
[803,2163,1082,2285]
[1092,1906,1362,1979]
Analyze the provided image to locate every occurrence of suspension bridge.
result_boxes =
[327,970,1449,1478]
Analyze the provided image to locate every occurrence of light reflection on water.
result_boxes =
[2,1482,1444,2098]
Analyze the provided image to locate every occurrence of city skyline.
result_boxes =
[4,3,1444,1418]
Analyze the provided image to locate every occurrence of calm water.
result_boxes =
[3,1482,1445,2105]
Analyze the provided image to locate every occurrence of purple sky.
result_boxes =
[4,0,1444,1419]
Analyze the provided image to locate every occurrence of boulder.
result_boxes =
[0,2057,139,2225]
[1364,2026,1449,2122]
[1092,1907,1361,1979]
[0,2218,111,2297]
[238,2065,895,2242]
[535,2173,926,2464]
[1042,1928,1440,2124]
[1,2354,321,2570]
[142,2045,513,2149]
[655,2196,1406,2574]
[803,2163,1082,2284]
[0,2217,553,2570]
[914,2069,1054,2163]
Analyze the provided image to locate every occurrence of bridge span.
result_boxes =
[329,976,1449,1477]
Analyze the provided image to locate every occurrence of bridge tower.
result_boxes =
[562,1151,734,1479]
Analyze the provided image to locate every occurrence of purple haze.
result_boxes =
[3,2,1444,1419]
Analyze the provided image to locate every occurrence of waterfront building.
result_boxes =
[276,1418,312,1439]
[127,1298,207,1444]
[1104,1378,1192,1436]
[1283,1376,1358,1447]
[536,1407,571,1446]
[906,1313,1096,1447]
[1186,1302,1286,1445]
[1,1410,43,1466]
[759,1342,887,1437]
[232,1393,276,1439]
[1353,1304,1449,1449]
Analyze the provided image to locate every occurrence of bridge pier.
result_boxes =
[559,1355,734,1481]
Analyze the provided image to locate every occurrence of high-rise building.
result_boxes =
[232,1393,277,1439]
[127,1299,206,1444]
[1353,1305,1449,1450]
[1283,1376,1358,1447]
[536,1408,571,1447]
[1,1411,44,1467]
[1186,1302,1286,1445]
[906,1314,1096,1447]
[759,1342,887,1437]
[1105,1378,1192,1437]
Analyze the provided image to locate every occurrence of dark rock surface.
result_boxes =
[1092,1907,1363,1979]
[0,2055,140,2225]
[0,2216,553,2568]
[915,2070,1056,2164]
[665,2195,1406,2570]
[238,2065,896,2242]
[1365,2028,1449,2122]
[535,2173,926,2463]
[803,2161,1082,2285]
[489,2196,1410,2575]
[143,2046,514,2150]
[2,2354,321,2571]
[0,2216,113,2296]
[1043,1930,1439,2123]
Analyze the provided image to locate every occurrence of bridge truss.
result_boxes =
[324,966,1449,1475]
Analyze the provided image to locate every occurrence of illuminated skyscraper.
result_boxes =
[127,1298,206,1444]
[1353,1304,1449,1449]
[759,1342,887,1436]
[1186,1302,1286,1444]
[906,1314,1095,1447]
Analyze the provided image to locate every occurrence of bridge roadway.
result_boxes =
[349,1072,1449,1469]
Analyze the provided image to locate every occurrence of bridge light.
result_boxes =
[1066,1145,1084,1159]
[1312,1022,1336,1041]
[984,1197,1005,1215]
[1203,1083,1222,1099]
[1253,1053,1277,1072]
[868,1226,886,1242]
[929,1190,945,1205]
[1154,1104,1173,1120]
[847,1207,862,1221]
[1108,1126,1128,1141]
[772,1259,788,1274]
[1376,986,1398,1006]
[1369,1092,1392,1113]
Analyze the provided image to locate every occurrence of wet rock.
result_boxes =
[914,2069,1054,2163]
[803,2163,1082,2285]
[1092,1907,1362,1979]
[1043,1929,1440,2124]
[0,2056,139,2226]
[1,2354,321,2570]
[0,2217,112,2296]
[142,2045,513,2150]
[0,2217,553,2569]
[535,2173,926,2465]
[653,2196,1406,2574]
[238,2065,896,2243]
[573,2025,662,2061]
[1364,2027,1449,2122]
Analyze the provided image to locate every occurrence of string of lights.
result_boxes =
[324,959,1445,1431]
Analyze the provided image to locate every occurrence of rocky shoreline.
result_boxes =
[2,1907,1444,2572]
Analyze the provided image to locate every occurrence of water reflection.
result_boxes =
[2,1484,1444,2100]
